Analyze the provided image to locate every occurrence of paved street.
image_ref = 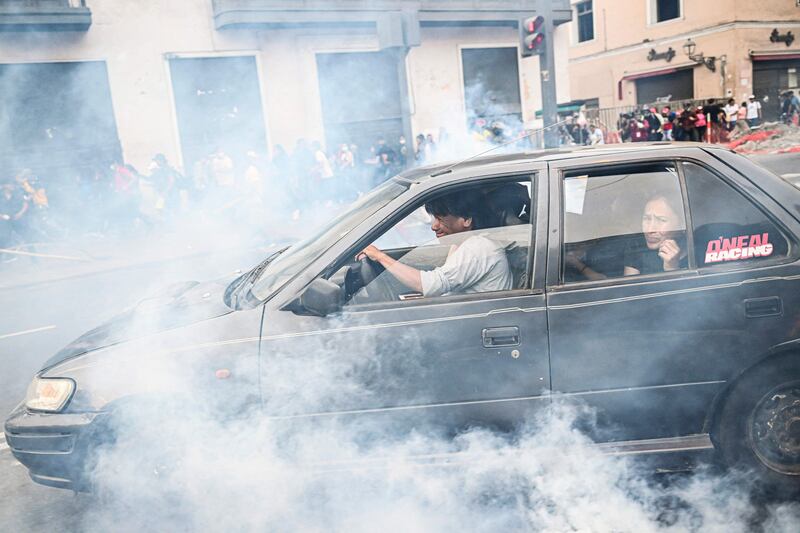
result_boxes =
[751,152,800,179]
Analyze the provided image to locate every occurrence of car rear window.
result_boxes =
[682,161,790,268]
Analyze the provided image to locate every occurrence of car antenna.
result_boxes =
[429,118,570,178]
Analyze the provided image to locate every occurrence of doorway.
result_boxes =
[461,47,523,129]
[168,56,268,173]
[316,51,404,154]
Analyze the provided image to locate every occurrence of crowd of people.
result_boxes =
[4,95,798,258]
[558,94,799,147]
[612,94,799,145]
[0,132,450,255]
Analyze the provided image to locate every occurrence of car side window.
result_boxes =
[682,162,789,268]
[373,207,434,250]
[562,163,689,283]
[345,179,534,306]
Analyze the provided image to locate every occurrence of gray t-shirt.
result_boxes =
[419,234,512,297]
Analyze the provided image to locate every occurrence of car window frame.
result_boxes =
[679,158,799,275]
[548,156,699,291]
[545,147,716,292]
[547,149,800,292]
[312,172,543,313]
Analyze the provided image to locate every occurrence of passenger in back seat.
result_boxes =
[624,194,688,276]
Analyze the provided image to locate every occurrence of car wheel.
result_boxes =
[717,358,800,493]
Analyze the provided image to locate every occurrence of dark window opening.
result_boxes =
[576,1,594,43]
[169,56,267,176]
[316,51,403,155]
[635,69,694,105]
[461,47,522,129]
[0,61,121,178]
[656,0,681,23]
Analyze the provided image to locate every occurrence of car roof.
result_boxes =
[397,142,717,183]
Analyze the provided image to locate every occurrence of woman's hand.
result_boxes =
[659,239,682,271]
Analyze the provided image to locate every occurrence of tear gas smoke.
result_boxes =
[1,9,797,532]
[72,345,800,532]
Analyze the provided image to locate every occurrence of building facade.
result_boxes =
[0,0,572,178]
[566,0,800,119]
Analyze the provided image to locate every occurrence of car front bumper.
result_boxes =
[4,404,109,491]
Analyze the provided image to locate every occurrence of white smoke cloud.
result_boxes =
[52,316,798,533]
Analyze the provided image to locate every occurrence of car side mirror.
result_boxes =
[299,278,343,317]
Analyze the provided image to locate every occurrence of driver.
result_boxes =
[359,190,512,297]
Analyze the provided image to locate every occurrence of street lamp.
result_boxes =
[682,39,716,72]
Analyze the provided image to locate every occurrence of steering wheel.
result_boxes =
[349,257,395,304]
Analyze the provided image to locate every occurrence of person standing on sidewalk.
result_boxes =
[746,95,762,128]
[723,99,739,133]
[736,102,749,134]
[695,106,707,142]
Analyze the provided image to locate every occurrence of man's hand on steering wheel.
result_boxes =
[357,244,385,262]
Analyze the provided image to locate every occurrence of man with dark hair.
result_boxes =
[359,190,512,297]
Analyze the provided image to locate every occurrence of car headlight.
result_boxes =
[25,377,75,412]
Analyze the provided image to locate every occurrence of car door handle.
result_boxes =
[482,326,520,348]
[744,296,783,318]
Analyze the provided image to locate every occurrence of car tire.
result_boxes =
[716,356,800,494]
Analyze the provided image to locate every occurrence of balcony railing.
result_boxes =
[0,0,92,31]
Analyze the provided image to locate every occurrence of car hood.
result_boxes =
[41,276,236,371]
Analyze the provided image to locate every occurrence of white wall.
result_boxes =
[0,2,574,170]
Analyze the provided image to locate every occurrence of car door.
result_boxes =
[545,148,800,445]
[258,171,550,435]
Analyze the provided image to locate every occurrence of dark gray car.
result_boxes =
[6,144,800,492]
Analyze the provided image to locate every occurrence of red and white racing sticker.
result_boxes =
[704,233,773,264]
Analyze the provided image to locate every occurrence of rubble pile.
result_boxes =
[729,123,800,154]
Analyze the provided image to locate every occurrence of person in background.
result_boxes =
[415,134,428,163]
[243,150,266,200]
[791,91,800,126]
[661,107,675,141]
[0,181,29,254]
[695,106,707,142]
[373,136,397,187]
[149,153,185,212]
[736,102,750,133]
[630,113,648,142]
[617,113,632,143]
[645,107,663,141]
[588,123,605,145]
[311,141,335,203]
[333,143,356,200]
[397,135,409,169]
[746,95,762,128]
[425,133,437,156]
[781,91,799,126]
[705,99,723,142]
[679,108,698,142]
[723,99,739,133]
[110,161,141,229]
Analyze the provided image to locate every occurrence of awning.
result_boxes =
[750,50,800,62]
[617,64,696,100]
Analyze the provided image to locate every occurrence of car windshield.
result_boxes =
[250,179,409,300]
